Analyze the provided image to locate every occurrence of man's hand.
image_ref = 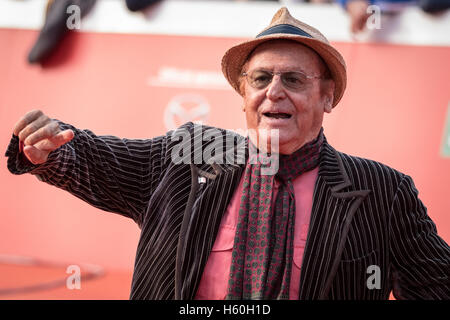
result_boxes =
[13,109,74,165]
[347,0,371,33]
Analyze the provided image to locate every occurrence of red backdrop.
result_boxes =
[0,28,449,298]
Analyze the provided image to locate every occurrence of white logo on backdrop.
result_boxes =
[147,66,229,90]
[164,94,210,131]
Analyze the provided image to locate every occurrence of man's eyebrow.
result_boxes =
[254,67,313,74]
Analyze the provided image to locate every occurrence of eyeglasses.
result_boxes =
[241,69,323,91]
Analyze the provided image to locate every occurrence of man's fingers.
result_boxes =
[17,114,52,142]
[51,129,75,148]
[23,145,49,165]
[352,19,364,33]
[347,0,370,33]
[21,130,74,164]
[23,121,60,146]
[13,109,45,137]
[351,14,369,33]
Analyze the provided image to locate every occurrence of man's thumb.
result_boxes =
[23,145,49,165]
[53,129,75,147]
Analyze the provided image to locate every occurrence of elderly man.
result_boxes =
[6,8,450,300]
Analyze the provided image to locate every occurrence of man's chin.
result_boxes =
[260,135,298,155]
[247,124,300,152]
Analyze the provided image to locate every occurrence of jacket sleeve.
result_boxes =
[5,119,168,227]
[389,174,450,299]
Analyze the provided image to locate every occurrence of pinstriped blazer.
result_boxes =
[6,121,450,299]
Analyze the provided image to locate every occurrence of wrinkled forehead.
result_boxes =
[243,39,327,74]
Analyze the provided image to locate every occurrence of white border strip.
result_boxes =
[0,0,449,46]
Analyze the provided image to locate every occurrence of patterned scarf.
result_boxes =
[226,128,324,300]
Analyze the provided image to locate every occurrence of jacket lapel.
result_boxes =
[175,132,371,300]
[298,142,371,299]
[175,131,247,299]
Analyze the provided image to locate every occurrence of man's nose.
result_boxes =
[266,75,286,100]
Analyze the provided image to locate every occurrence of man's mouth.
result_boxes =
[263,112,292,119]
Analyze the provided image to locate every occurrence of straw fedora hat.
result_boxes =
[221,7,346,108]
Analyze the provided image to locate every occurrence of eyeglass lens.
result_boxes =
[247,70,311,90]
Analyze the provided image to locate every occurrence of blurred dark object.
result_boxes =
[125,0,162,12]
[418,0,450,13]
[27,0,97,64]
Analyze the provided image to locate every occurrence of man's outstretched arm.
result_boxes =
[5,109,165,227]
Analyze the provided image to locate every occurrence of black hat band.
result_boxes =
[256,24,313,38]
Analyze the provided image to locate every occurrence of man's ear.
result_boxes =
[324,97,333,113]
[321,79,335,113]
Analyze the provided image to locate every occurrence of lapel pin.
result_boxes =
[198,176,207,184]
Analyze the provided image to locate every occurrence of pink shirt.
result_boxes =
[195,166,319,300]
